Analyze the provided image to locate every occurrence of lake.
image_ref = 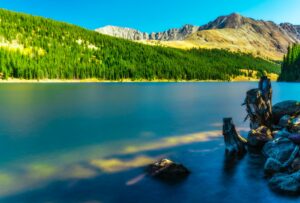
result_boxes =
[0,82,300,203]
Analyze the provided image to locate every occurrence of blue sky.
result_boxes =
[0,0,300,32]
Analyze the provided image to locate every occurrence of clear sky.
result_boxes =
[0,0,299,32]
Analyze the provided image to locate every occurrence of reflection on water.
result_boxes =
[0,82,300,202]
[0,130,221,197]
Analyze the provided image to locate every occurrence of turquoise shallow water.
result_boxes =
[0,82,300,203]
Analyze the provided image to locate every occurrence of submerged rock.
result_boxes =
[264,157,284,174]
[147,159,190,180]
[247,126,272,148]
[288,134,300,145]
[291,158,300,172]
[269,171,300,195]
[273,101,300,125]
[263,138,299,165]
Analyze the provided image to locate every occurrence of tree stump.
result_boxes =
[223,118,247,156]
[243,76,272,129]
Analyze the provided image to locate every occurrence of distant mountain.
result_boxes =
[96,24,199,41]
[95,26,149,40]
[96,13,300,60]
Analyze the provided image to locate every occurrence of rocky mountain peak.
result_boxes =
[95,25,149,40]
[200,13,253,30]
[280,23,300,39]
[96,24,200,41]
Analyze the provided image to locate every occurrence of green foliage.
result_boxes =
[0,9,280,81]
[278,44,300,81]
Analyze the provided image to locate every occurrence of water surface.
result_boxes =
[0,82,300,203]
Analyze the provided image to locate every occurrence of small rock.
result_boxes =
[263,138,299,167]
[288,134,300,145]
[247,126,273,148]
[147,159,190,180]
[291,158,300,172]
[278,115,292,128]
[273,101,300,125]
[269,171,300,195]
[272,129,291,139]
[264,157,284,174]
[290,116,300,133]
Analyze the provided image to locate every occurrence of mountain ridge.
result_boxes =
[95,13,300,60]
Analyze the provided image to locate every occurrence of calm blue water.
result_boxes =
[0,82,300,203]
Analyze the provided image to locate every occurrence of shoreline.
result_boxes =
[0,78,276,83]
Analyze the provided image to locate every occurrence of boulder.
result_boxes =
[264,157,284,174]
[272,129,291,139]
[263,138,299,168]
[147,159,190,180]
[291,158,300,172]
[290,116,300,133]
[269,171,300,195]
[288,134,300,145]
[278,115,292,128]
[273,101,300,125]
[247,126,273,148]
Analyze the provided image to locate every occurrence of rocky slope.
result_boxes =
[96,24,199,41]
[95,26,149,40]
[96,13,300,60]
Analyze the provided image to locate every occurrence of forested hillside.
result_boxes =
[278,44,300,81]
[0,9,279,81]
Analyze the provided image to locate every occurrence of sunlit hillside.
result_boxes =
[0,9,280,81]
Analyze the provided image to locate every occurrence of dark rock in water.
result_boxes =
[291,158,300,172]
[288,133,300,145]
[290,116,300,133]
[273,101,300,125]
[272,129,291,139]
[147,159,190,180]
[269,171,300,195]
[264,157,284,174]
[222,118,247,156]
[247,126,273,148]
[278,115,292,128]
[263,138,299,168]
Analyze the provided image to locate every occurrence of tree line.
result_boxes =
[278,44,300,81]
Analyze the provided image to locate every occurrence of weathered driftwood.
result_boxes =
[223,118,247,156]
[243,76,273,129]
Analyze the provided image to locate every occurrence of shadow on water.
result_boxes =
[223,154,243,176]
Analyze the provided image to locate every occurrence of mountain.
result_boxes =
[96,13,300,60]
[95,26,149,40]
[96,24,199,41]
[0,9,279,81]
